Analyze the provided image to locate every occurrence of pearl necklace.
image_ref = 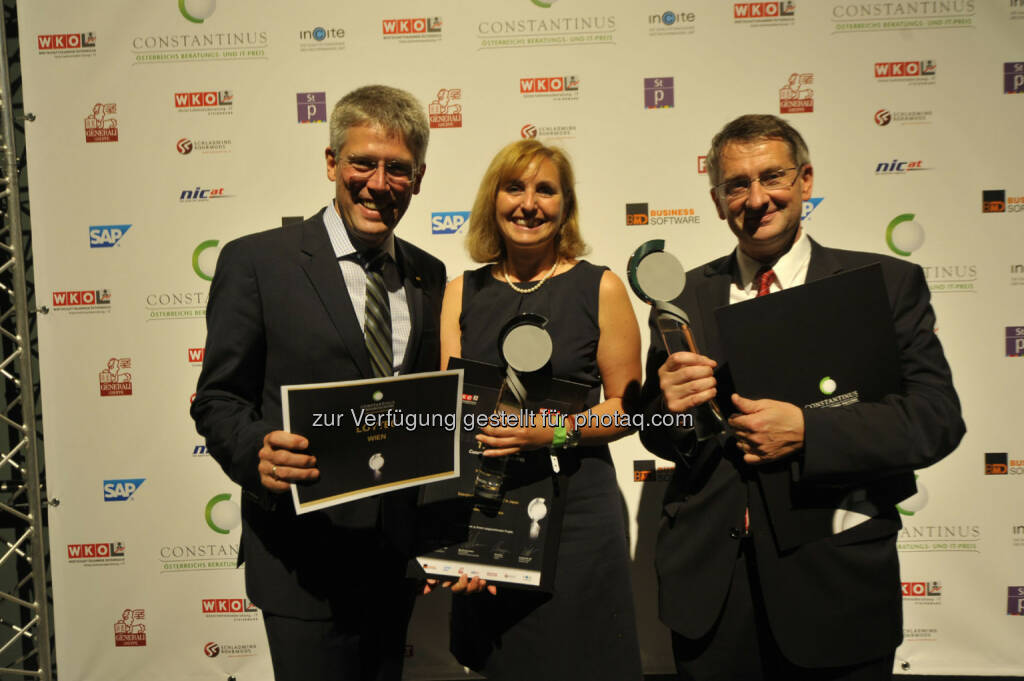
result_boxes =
[503,259,560,294]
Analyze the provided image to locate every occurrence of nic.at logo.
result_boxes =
[89,225,131,248]
[431,211,470,235]
[104,478,145,501]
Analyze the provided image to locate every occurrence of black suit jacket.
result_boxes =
[191,209,446,619]
[639,238,964,667]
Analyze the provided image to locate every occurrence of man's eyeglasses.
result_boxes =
[713,166,803,201]
[341,155,416,186]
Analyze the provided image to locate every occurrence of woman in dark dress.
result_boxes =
[440,139,643,680]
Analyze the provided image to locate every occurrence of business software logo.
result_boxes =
[85,103,118,143]
[625,203,700,226]
[206,493,241,534]
[298,25,346,52]
[874,60,936,84]
[779,73,813,113]
[1005,62,1024,93]
[734,2,796,26]
[297,92,326,123]
[429,88,463,129]
[633,459,672,482]
[431,211,470,235]
[984,190,1006,213]
[37,32,96,57]
[643,77,674,108]
[114,609,146,647]
[884,213,924,257]
[179,0,216,23]
[520,76,580,101]
[192,240,221,280]
[985,452,1009,475]
[99,358,133,396]
[1007,327,1024,357]
[90,225,131,248]
[648,10,697,35]
[104,478,145,502]
[382,18,442,42]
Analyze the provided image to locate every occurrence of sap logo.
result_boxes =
[103,478,145,501]
[802,197,824,221]
[89,224,131,248]
[431,211,470,234]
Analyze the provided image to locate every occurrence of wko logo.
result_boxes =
[201,598,258,614]
[874,60,936,79]
[52,289,111,308]
[382,18,442,38]
[734,2,794,18]
[902,581,942,597]
[103,478,145,502]
[175,90,233,108]
[188,347,205,364]
[520,76,579,96]
[67,542,125,560]
[37,32,96,52]
[431,211,470,235]
[90,225,131,248]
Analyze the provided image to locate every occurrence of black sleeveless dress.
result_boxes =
[449,261,643,681]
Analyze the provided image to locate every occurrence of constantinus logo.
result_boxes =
[104,478,145,501]
[431,211,470,235]
[90,225,131,248]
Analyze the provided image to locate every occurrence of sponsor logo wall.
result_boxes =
[17,0,1022,678]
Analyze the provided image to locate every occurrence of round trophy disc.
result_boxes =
[501,324,553,373]
[635,250,686,302]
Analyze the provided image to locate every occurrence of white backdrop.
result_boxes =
[16,0,1024,678]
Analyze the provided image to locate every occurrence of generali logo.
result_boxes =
[114,609,146,647]
[85,103,118,143]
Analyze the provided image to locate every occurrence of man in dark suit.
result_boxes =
[191,85,446,681]
[640,114,964,680]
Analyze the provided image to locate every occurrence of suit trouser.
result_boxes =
[671,538,895,681]
[263,578,417,681]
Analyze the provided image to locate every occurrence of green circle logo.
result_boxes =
[205,493,240,534]
[192,239,220,281]
[531,0,558,6]
[819,376,837,395]
[179,0,217,23]
[885,213,924,257]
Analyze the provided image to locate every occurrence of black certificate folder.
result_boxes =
[714,263,902,412]
[282,370,463,515]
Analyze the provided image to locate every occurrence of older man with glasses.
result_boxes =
[192,85,446,681]
[639,114,964,680]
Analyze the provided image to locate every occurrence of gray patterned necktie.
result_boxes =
[363,252,393,377]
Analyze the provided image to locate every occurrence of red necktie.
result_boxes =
[756,267,776,297]
[744,267,776,535]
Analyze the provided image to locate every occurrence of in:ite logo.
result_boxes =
[985,452,1008,475]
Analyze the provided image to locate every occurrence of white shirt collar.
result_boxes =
[734,229,811,293]
[322,200,396,262]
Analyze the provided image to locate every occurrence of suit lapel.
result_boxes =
[395,239,424,373]
[694,254,734,361]
[298,215,373,378]
[805,236,845,283]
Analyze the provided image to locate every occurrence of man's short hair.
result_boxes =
[706,114,811,186]
[465,139,587,264]
[328,85,430,168]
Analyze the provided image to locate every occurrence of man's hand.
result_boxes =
[728,394,804,464]
[258,431,319,492]
[658,352,718,413]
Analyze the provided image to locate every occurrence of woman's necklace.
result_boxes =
[503,258,560,294]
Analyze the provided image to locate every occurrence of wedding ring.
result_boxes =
[271,464,278,478]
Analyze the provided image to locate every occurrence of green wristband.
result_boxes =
[551,425,567,449]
